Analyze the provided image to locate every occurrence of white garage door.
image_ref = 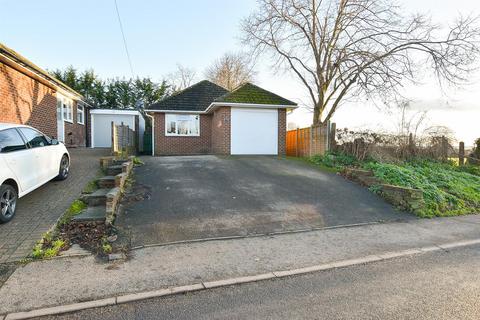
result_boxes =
[231,108,278,155]
[92,114,135,148]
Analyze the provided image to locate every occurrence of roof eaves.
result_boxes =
[0,42,83,99]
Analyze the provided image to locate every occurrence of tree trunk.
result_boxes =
[313,106,321,125]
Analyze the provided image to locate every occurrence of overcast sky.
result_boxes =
[1,0,478,145]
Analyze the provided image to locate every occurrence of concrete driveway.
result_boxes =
[117,156,413,246]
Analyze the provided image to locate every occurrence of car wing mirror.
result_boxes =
[51,139,59,145]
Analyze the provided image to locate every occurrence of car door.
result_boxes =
[17,127,53,184]
[0,128,36,193]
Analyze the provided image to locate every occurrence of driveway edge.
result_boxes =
[3,238,480,319]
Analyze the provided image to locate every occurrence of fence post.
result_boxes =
[329,122,336,153]
[441,136,448,161]
[459,141,465,166]
[308,125,315,157]
[111,121,115,155]
[296,128,299,157]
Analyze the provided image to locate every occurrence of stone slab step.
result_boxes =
[98,176,116,189]
[81,188,110,206]
[71,206,106,222]
[106,165,123,176]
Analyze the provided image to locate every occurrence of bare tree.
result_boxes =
[205,52,256,90]
[394,100,429,139]
[242,0,480,125]
[168,64,197,92]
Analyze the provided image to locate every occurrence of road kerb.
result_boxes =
[328,255,383,268]
[203,273,276,289]
[3,238,480,319]
[438,239,480,250]
[419,245,442,253]
[116,284,204,304]
[4,298,116,320]
[378,249,422,259]
[273,263,336,277]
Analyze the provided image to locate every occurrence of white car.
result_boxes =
[0,123,70,223]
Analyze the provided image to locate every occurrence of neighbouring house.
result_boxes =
[145,80,297,156]
[0,43,90,147]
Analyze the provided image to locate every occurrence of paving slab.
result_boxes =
[71,207,106,222]
[81,189,109,206]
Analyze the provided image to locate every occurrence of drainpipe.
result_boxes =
[145,112,155,156]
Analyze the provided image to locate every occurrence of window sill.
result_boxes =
[64,119,74,124]
[77,122,85,126]
[165,134,200,137]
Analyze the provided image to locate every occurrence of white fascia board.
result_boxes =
[56,88,82,100]
[90,109,140,116]
[146,102,298,115]
[205,102,298,113]
[146,109,205,114]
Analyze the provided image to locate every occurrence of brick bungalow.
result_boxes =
[145,80,297,156]
[0,43,90,147]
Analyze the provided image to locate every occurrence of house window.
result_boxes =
[165,114,200,136]
[77,103,85,125]
[58,96,73,122]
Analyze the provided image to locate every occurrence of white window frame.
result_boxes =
[165,114,200,137]
[77,102,85,125]
[59,96,74,123]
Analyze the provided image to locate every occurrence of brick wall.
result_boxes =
[63,100,86,147]
[0,62,87,146]
[211,107,231,155]
[153,113,212,155]
[278,108,286,156]
[0,62,57,138]
[85,108,92,147]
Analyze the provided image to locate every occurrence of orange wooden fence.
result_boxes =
[286,124,331,157]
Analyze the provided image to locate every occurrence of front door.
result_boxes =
[56,95,65,142]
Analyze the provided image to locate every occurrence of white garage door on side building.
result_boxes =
[91,109,144,148]
[230,108,278,155]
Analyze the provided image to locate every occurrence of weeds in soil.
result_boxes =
[82,180,98,194]
[32,232,66,260]
[102,241,113,254]
[133,156,144,166]
[57,200,87,227]
[30,200,87,260]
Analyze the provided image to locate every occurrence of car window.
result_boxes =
[18,128,49,148]
[0,129,27,153]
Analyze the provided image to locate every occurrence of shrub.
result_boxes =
[472,138,480,159]
[309,152,359,170]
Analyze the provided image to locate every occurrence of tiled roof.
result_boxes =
[146,80,229,111]
[215,83,297,106]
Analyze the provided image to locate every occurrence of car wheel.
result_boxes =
[0,184,17,223]
[55,155,70,181]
